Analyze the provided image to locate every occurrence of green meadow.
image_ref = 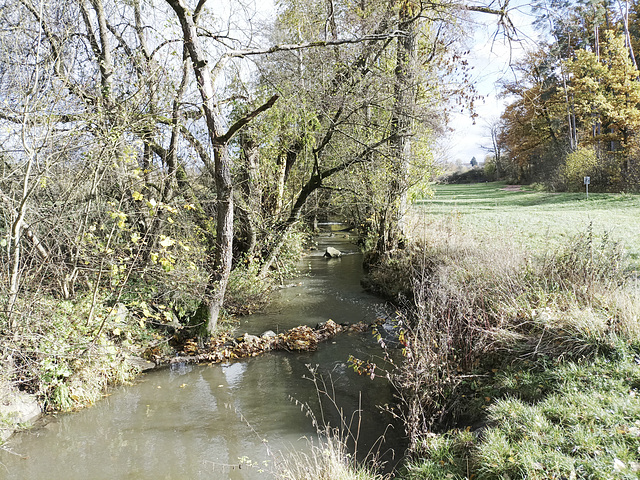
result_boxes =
[411,182,640,265]
[397,182,640,480]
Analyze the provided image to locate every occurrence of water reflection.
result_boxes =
[0,230,404,479]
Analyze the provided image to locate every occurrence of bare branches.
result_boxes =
[223,32,409,58]
[215,95,279,146]
[210,32,407,81]
[464,0,518,40]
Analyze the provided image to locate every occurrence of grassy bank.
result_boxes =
[371,183,640,479]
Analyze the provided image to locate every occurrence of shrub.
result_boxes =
[560,147,623,192]
[561,146,599,192]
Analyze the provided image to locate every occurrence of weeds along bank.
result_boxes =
[0,227,308,441]
[364,205,640,479]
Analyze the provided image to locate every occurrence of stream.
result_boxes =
[0,225,405,479]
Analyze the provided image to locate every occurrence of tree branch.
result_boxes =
[464,1,517,39]
[227,32,408,57]
[320,134,396,180]
[215,95,279,145]
[211,32,407,81]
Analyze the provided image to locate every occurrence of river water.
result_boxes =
[0,227,404,479]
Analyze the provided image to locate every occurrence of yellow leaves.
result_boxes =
[149,252,175,272]
[158,256,173,272]
[108,210,127,229]
[159,236,175,248]
[131,191,144,201]
[163,205,178,214]
[139,302,153,318]
[565,31,640,132]
[182,339,199,355]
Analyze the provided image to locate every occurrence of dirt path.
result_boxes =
[501,185,522,192]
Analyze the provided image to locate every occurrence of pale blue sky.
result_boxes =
[442,1,540,164]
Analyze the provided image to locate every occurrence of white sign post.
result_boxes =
[584,176,590,199]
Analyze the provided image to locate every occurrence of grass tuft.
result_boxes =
[275,428,390,480]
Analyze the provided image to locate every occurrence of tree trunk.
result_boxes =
[7,149,36,331]
[382,0,418,253]
[237,133,262,259]
[166,0,234,336]
[166,0,278,335]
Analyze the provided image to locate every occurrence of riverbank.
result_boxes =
[364,183,640,479]
[1,229,403,480]
[0,227,308,444]
[0,299,376,443]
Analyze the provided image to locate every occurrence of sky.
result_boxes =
[252,0,541,166]
[440,2,541,165]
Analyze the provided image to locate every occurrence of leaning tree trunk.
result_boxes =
[166,0,234,335]
[166,0,278,335]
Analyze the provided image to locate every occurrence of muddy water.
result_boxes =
[0,227,404,479]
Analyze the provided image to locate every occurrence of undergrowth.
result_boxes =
[0,224,308,418]
[0,294,152,412]
[368,218,640,479]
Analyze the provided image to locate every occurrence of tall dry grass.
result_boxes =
[275,428,390,480]
[372,216,640,451]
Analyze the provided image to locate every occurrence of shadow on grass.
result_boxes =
[418,183,635,210]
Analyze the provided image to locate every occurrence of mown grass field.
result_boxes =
[394,182,640,480]
[409,182,640,266]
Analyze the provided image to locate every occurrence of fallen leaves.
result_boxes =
[169,319,358,365]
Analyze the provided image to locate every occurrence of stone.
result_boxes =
[125,356,156,372]
[243,333,261,346]
[0,389,41,442]
[324,247,342,258]
[261,330,277,338]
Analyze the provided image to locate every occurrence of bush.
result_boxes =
[483,160,497,181]
[560,147,623,192]
[441,168,487,184]
[561,147,599,192]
